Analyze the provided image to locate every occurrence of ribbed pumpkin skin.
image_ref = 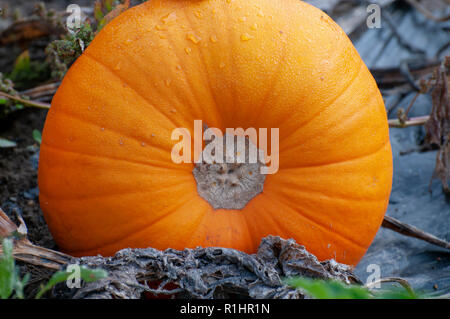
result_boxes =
[38,0,392,265]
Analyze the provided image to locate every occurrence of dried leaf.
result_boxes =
[424,58,450,194]
[52,236,360,299]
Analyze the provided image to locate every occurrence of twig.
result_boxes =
[371,60,440,89]
[365,277,415,295]
[0,91,50,109]
[388,115,429,127]
[404,76,433,117]
[20,82,60,101]
[405,0,450,22]
[382,215,450,250]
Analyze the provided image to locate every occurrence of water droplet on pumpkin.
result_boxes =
[161,12,177,24]
[257,11,264,17]
[238,16,247,22]
[151,133,156,137]
[194,10,203,19]
[250,23,258,30]
[187,32,201,44]
[119,139,124,145]
[114,62,121,71]
[155,24,167,31]
[219,62,226,68]
[100,127,105,131]
[170,109,177,113]
[176,65,182,70]
[185,47,192,55]
[165,79,172,87]
[141,142,146,147]
[240,33,253,41]
[210,34,218,43]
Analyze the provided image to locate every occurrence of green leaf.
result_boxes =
[80,267,108,283]
[0,238,15,299]
[32,130,42,144]
[36,265,107,299]
[94,2,105,22]
[104,0,114,12]
[35,270,71,299]
[0,137,17,148]
[285,277,372,299]
[7,50,50,90]
[0,238,28,299]
[11,51,31,77]
[285,277,421,299]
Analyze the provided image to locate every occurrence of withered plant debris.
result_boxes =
[0,3,65,47]
[424,57,450,194]
[56,236,361,299]
[45,0,131,79]
[45,23,95,79]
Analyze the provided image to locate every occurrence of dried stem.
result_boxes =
[20,82,60,101]
[0,208,71,270]
[0,91,50,109]
[382,215,450,250]
[388,115,430,128]
[365,277,415,295]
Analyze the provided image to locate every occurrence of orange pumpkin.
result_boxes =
[38,0,392,266]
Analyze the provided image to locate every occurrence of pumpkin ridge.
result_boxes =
[39,173,192,201]
[181,6,225,129]
[253,39,288,126]
[83,52,181,130]
[279,60,364,143]
[268,178,389,202]
[223,2,239,125]
[264,191,369,250]
[46,108,178,156]
[161,19,217,127]
[280,138,389,170]
[64,195,202,255]
[279,83,384,157]
[40,141,188,172]
[242,198,283,247]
